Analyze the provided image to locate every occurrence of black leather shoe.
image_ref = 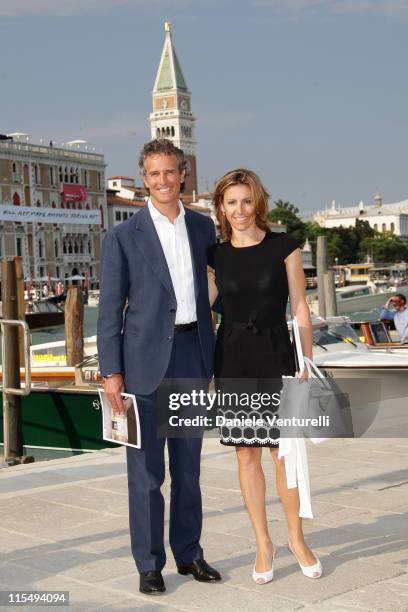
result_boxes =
[139,570,166,594]
[177,559,221,582]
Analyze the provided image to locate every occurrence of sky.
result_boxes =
[1,0,407,213]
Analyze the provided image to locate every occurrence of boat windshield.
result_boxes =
[313,323,361,347]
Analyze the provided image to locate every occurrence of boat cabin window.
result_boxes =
[314,323,360,347]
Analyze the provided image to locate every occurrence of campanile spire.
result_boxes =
[149,22,197,195]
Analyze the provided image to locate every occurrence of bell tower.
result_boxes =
[149,21,198,196]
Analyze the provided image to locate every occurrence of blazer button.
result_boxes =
[167,336,173,342]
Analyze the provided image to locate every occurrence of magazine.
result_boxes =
[99,390,141,449]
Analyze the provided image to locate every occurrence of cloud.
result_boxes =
[0,0,194,18]
[254,0,408,17]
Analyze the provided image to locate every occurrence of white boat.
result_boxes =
[306,282,407,315]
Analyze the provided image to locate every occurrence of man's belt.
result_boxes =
[174,321,198,333]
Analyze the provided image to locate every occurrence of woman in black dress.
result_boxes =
[208,169,322,584]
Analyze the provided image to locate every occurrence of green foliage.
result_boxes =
[268,200,307,246]
[268,200,407,264]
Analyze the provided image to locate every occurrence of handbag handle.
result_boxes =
[303,356,331,389]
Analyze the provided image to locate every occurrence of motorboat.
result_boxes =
[306,283,408,316]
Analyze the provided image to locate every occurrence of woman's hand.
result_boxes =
[296,366,310,384]
[207,265,218,306]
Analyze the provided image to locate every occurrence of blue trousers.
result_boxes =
[126,328,206,572]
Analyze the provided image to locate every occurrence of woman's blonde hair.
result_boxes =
[213,168,271,241]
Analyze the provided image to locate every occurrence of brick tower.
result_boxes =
[149,21,198,196]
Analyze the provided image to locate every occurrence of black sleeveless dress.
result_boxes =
[208,232,298,447]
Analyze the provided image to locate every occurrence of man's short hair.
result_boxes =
[395,293,407,305]
[138,138,188,176]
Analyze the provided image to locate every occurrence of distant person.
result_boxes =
[380,294,408,343]
[97,139,221,595]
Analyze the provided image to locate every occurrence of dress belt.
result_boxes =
[226,310,285,335]
[174,321,198,333]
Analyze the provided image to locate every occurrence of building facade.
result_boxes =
[0,135,107,288]
[313,194,408,242]
[149,22,198,196]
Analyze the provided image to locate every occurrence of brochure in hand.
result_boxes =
[99,390,141,449]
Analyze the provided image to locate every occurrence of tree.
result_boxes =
[359,233,408,263]
[268,200,307,246]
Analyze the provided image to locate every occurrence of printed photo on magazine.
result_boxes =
[99,390,141,449]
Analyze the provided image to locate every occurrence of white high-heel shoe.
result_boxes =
[288,541,322,579]
[252,544,277,585]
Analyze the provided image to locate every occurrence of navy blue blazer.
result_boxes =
[97,204,216,395]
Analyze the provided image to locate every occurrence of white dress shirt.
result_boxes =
[148,198,197,324]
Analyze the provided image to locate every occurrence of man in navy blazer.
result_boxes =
[97,139,221,594]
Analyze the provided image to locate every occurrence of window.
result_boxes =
[382,223,386,232]
[123,211,128,221]
[74,241,79,254]
[12,162,17,173]
[54,239,59,257]
[13,192,20,205]
[97,172,102,190]
[171,126,175,137]
[390,222,395,233]
[88,240,92,254]
[38,239,43,258]
[374,223,378,231]
[59,166,63,182]
[16,236,22,257]
[49,166,55,185]
[64,167,69,182]
[115,211,121,221]
[34,164,40,184]
[113,181,117,187]
[83,169,88,186]
[56,266,60,278]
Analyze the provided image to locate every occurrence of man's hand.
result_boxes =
[296,366,310,384]
[104,374,126,414]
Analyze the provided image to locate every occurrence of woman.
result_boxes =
[208,169,322,584]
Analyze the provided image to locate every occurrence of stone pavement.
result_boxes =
[1,437,408,611]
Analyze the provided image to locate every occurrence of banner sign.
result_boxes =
[63,184,87,203]
[0,204,101,225]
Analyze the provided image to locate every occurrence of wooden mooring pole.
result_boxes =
[316,236,328,318]
[1,258,23,460]
[65,285,84,366]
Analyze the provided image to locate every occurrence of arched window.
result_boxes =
[171,126,175,137]
[38,239,43,258]
[13,192,20,206]
[74,241,79,254]
[374,223,378,231]
[59,166,63,182]
[54,240,59,257]
[68,242,73,254]
[63,240,67,254]
[157,128,160,137]
[382,223,386,232]
[64,167,69,182]
[12,162,17,173]
[88,240,92,254]
[390,222,395,233]
[34,164,40,184]
[79,240,84,254]
[70,167,74,183]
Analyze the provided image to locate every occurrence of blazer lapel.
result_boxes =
[184,208,200,299]
[133,206,176,299]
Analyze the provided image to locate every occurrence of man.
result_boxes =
[97,139,221,595]
[379,293,408,343]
